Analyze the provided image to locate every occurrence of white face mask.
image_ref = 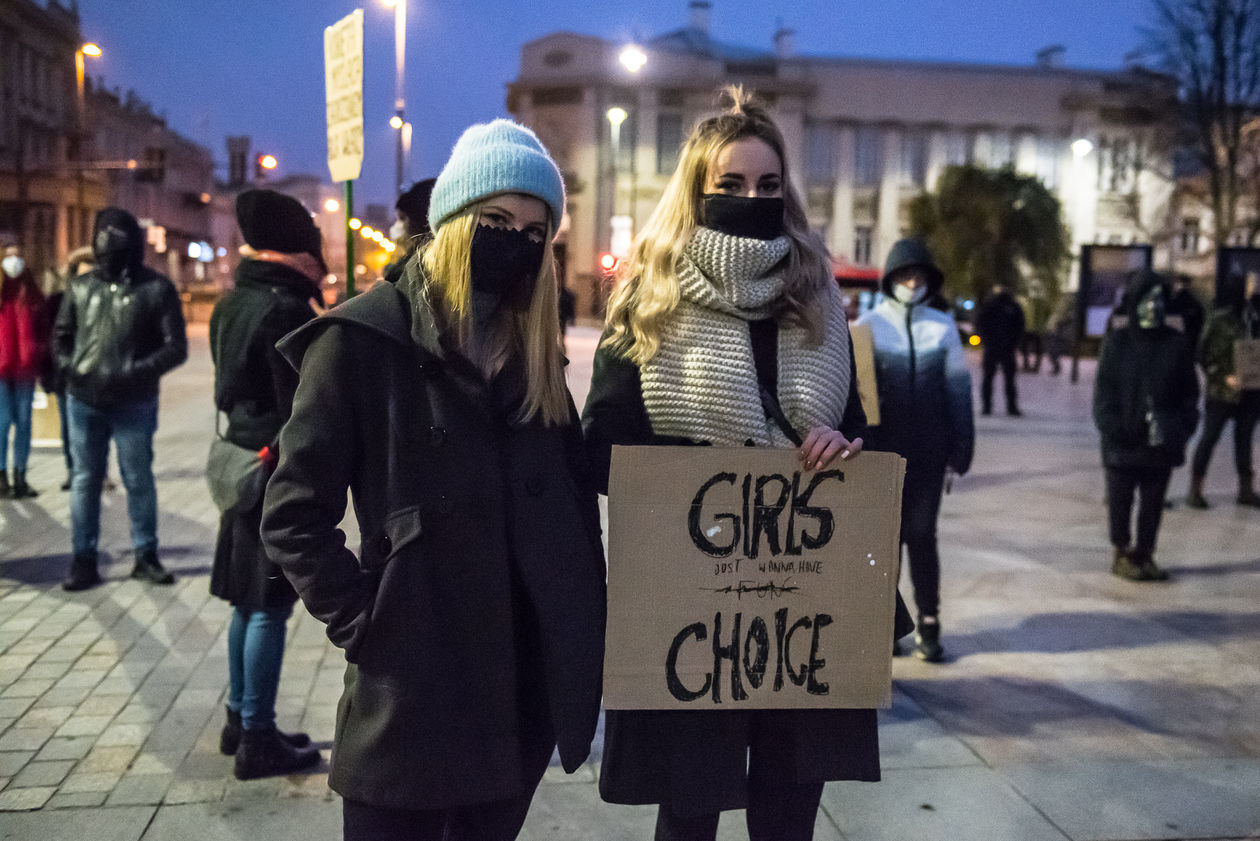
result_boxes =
[893,283,927,305]
[1,256,24,278]
[389,220,406,242]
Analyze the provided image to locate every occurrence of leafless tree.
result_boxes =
[1145,0,1260,246]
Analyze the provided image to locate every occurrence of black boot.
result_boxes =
[220,706,311,756]
[234,724,321,780]
[0,472,9,498]
[914,615,944,662]
[62,551,102,591]
[130,549,175,585]
[11,470,37,498]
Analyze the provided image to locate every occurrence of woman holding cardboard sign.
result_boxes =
[583,87,911,841]
[262,120,606,840]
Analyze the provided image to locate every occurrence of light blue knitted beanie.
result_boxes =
[427,119,565,233]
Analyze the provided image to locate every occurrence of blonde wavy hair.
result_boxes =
[419,200,570,427]
[603,85,833,365]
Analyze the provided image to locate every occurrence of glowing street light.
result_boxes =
[80,43,102,57]
[348,217,362,229]
[258,154,278,170]
[324,198,341,213]
[389,115,403,130]
[619,44,647,73]
[1071,138,1094,159]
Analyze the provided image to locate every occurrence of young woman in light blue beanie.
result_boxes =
[261,119,605,841]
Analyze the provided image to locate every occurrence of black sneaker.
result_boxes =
[131,550,175,585]
[1237,490,1260,508]
[234,725,321,780]
[914,616,944,662]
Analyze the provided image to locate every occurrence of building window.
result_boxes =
[987,132,1013,168]
[804,121,838,184]
[854,126,882,186]
[1099,136,1137,194]
[899,129,926,186]
[656,112,683,175]
[853,226,873,265]
[944,132,968,167]
[1180,218,1200,254]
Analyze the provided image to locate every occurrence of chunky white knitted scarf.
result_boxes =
[640,227,852,446]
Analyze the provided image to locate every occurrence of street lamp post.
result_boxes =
[73,43,101,249]
[617,45,646,230]
[384,0,407,195]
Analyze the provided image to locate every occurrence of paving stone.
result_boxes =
[14,705,74,730]
[0,678,55,698]
[0,728,52,752]
[13,661,71,681]
[163,777,227,805]
[33,686,91,707]
[76,744,139,773]
[53,714,114,737]
[44,790,109,808]
[76,694,131,717]
[11,759,74,788]
[0,785,56,811]
[0,698,35,719]
[0,751,34,776]
[113,703,165,724]
[128,751,183,775]
[95,723,150,747]
[52,668,107,690]
[58,770,123,793]
[32,736,94,761]
[106,773,171,806]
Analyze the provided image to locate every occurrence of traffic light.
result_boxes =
[599,253,619,275]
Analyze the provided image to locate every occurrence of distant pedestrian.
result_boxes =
[858,238,974,662]
[383,177,435,284]
[1093,270,1199,581]
[1169,273,1206,353]
[1187,271,1260,509]
[54,208,187,591]
[262,119,605,841]
[1,244,48,499]
[208,189,324,780]
[1043,293,1075,376]
[977,282,1025,415]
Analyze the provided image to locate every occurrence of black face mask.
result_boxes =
[469,224,545,311]
[701,194,786,240]
[94,225,134,279]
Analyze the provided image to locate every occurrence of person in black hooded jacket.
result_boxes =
[54,207,187,591]
[1093,270,1199,581]
[208,189,324,781]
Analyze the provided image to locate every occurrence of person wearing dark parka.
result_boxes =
[1093,269,1199,581]
[261,119,606,841]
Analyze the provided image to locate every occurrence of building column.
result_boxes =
[632,87,658,233]
[925,128,948,192]
[875,126,902,266]
[828,125,855,260]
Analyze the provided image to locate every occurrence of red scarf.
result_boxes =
[239,245,325,284]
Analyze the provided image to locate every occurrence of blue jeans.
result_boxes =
[227,605,293,730]
[0,379,36,472]
[67,395,159,555]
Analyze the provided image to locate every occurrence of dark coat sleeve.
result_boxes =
[261,324,376,660]
[53,282,77,376]
[581,339,656,495]
[261,299,316,441]
[838,333,869,444]
[1093,331,1125,444]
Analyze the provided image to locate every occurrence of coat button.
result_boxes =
[525,476,544,496]
[429,426,446,447]
[377,534,392,556]
[437,498,454,515]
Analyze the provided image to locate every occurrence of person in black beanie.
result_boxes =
[384,177,435,284]
[208,188,325,780]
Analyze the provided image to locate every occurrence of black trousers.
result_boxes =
[343,791,539,841]
[981,349,1019,413]
[1105,465,1172,554]
[654,782,824,841]
[901,461,946,618]
[1190,396,1260,483]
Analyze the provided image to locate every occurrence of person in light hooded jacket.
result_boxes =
[857,238,974,662]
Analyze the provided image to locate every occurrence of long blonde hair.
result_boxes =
[603,86,833,365]
[419,202,570,427]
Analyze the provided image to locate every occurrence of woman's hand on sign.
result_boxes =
[799,426,862,471]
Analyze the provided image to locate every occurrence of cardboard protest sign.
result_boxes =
[1236,339,1260,390]
[604,446,905,711]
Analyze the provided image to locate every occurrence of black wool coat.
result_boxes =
[208,259,320,610]
[582,327,898,815]
[261,278,606,810]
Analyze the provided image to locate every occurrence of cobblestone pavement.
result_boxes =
[1,324,1258,840]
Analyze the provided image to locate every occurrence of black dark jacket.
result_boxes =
[54,213,186,408]
[977,288,1025,356]
[261,276,606,809]
[208,258,320,610]
[1093,271,1199,470]
[582,326,900,813]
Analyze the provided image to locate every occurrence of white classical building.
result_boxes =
[507,2,1178,317]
